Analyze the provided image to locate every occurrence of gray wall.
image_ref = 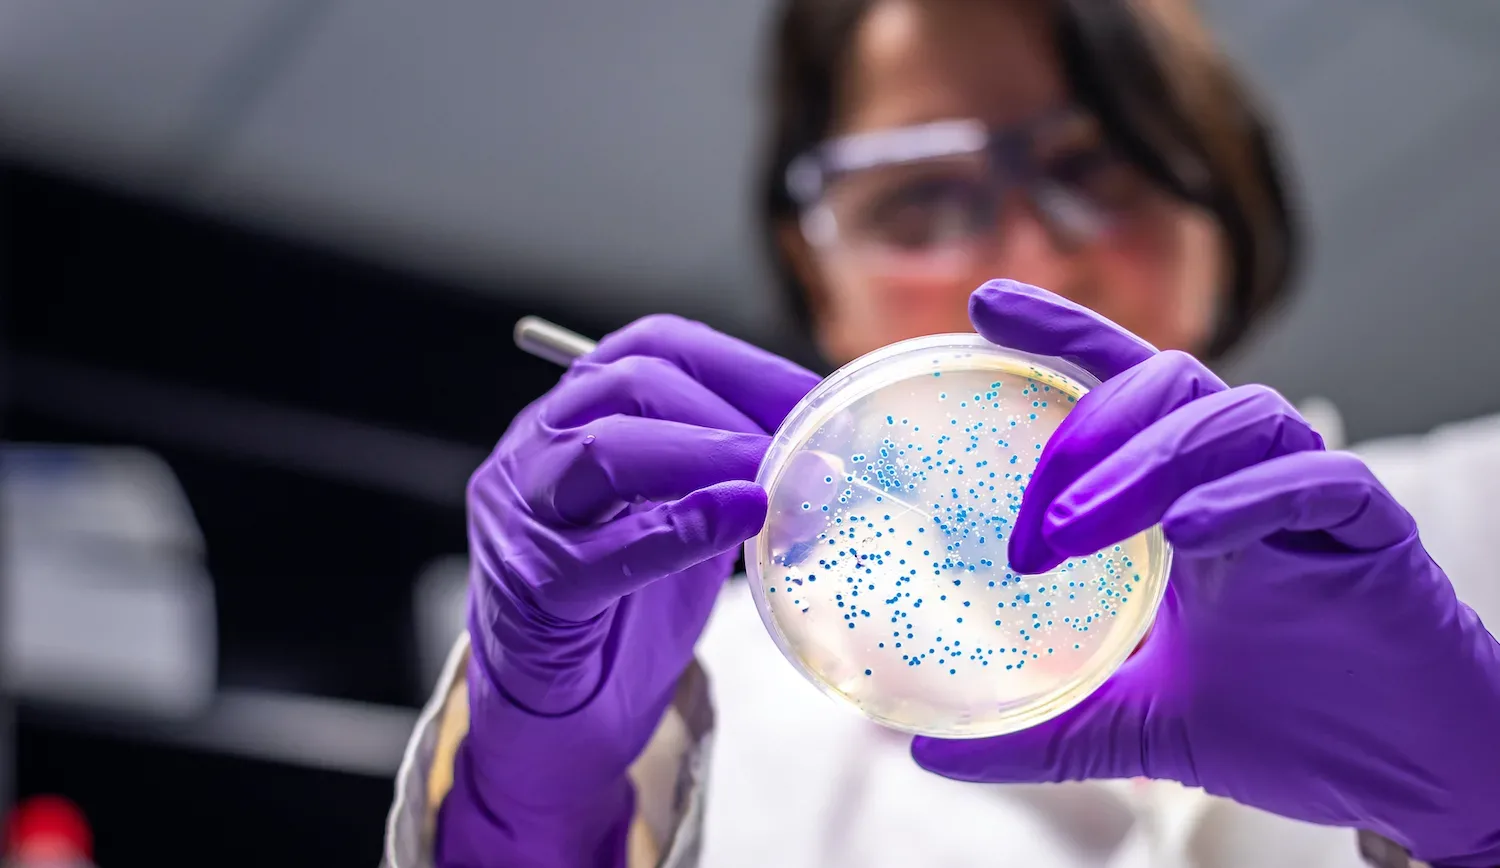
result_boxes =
[3,0,1497,441]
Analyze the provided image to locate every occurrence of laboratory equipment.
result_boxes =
[745,333,1170,738]
[513,319,1170,739]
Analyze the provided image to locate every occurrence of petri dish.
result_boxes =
[745,333,1171,738]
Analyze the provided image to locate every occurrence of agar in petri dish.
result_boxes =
[745,333,1171,738]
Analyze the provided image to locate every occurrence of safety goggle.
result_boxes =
[785,109,1155,271]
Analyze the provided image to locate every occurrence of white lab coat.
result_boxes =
[385,406,1500,868]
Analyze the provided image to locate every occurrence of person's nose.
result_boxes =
[977,197,1089,301]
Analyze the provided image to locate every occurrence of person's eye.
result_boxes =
[1046,149,1150,210]
[860,177,994,250]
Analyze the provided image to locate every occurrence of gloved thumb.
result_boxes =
[910,664,1160,785]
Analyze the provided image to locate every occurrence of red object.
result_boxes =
[3,797,93,861]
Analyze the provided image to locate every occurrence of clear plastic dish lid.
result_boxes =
[745,333,1171,738]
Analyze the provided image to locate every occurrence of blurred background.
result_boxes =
[2,0,1498,864]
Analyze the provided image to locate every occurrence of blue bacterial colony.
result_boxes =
[753,353,1163,736]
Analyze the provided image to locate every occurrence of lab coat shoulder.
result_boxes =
[1355,411,1500,624]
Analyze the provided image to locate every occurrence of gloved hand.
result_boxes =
[912,280,1500,867]
[437,314,819,868]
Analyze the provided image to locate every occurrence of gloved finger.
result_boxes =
[542,480,768,608]
[910,656,1155,784]
[1007,350,1227,574]
[590,314,822,433]
[968,280,1159,381]
[542,354,761,433]
[518,416,768,526]
[1039,385,1323,565]
[1162,450,1416,555]
[761,449,848,556]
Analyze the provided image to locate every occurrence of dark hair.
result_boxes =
[758,0,1302,360]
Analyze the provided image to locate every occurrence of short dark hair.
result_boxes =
[757,0,1302,360]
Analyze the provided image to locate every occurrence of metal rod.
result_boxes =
[514,316,597,366]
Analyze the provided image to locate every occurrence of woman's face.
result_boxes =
[782,0,1227,365]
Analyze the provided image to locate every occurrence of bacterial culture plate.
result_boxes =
[745,333,1171,738]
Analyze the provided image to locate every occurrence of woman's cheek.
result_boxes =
[1091,221,1217,353]
[858,274,977,340]
[1127,205,1224,351]
[894,279,978,336]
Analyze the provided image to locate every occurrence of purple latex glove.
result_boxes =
[912,280,1500,867]
[437,314,819,868]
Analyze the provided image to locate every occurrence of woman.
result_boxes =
[385,1,1500,866]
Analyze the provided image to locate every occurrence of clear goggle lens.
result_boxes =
[791,111,1155,271]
